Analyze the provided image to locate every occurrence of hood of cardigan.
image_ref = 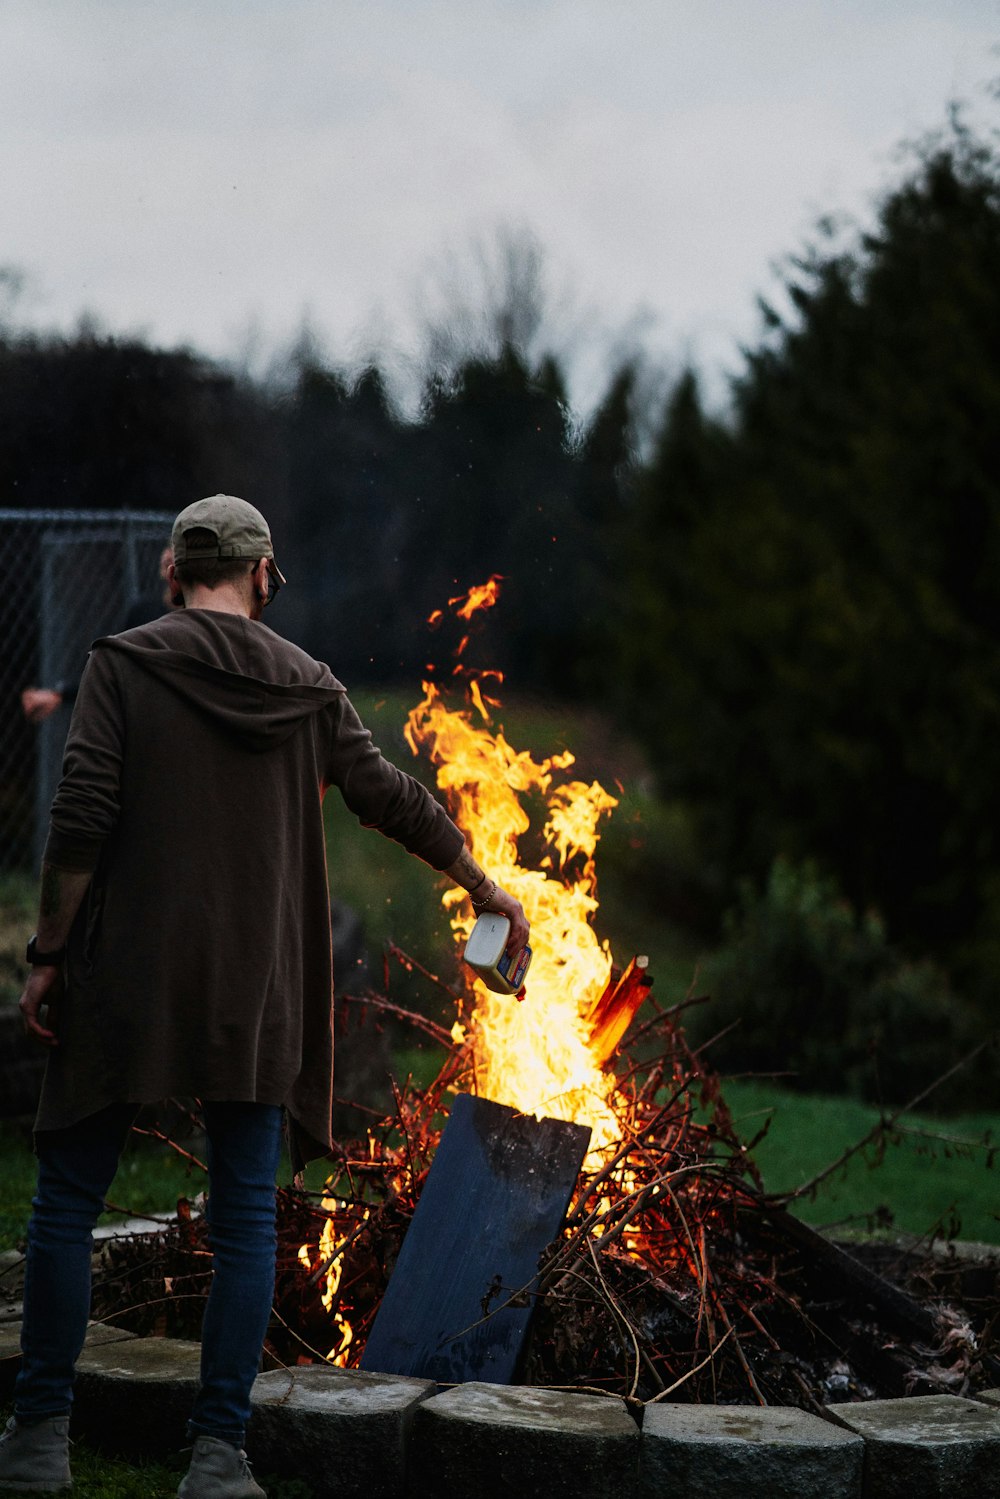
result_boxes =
[93,607,345,750]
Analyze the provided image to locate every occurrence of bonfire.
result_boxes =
[91,580,1000,1410]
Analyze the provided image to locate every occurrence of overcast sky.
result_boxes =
[2,0,998,411]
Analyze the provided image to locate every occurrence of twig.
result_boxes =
[385,942,468,1010]
[644,1329,735,1403]
[624,993,710,1051]
[129,1127,207,1173]
[709,1286,767,1406]
[338,987,455,1049]
[268,1303,345,1367]
[776,1035,996,1205]
[586,1237,643,1400]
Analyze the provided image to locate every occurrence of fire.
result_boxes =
[297,1196,369,1364]
[299,578,637,1358]
[404,585,624,1151]
[447,575,503,621]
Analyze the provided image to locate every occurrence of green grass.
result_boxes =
[0,872,35,1007]
[720,1078,1000,1244]
[0,1122,339,1253]
[0,1421,184,1499]
[0,1126,41,1248]
[0,1408,317,1497]
[0,1125,208,1252]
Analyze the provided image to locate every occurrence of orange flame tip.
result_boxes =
[468,680,491,722]
[448,575,504,620]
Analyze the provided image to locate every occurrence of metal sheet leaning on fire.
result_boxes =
[36,607,465,1171]
[361,1093,591,1383]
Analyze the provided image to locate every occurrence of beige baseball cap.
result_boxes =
[171,495,287,584]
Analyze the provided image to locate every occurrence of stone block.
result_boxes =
[73,1336,202,1457]
[0,1318,135,1401]
[0,1252,25,1297]
[0,1322,22,1400]
[249,1364,436,1498]
[407,1381,638,1499]
[828,1393,1000,1498]
[974,1388,1000,1407]
[639,1401,863,1498]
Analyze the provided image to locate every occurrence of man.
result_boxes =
[3,495,528,1498]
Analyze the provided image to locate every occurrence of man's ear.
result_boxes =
[253,557,269,603]
[166,560,184,607]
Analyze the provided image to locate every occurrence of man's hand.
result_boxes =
[444,846,530,957]
[21,688,64,724]
[21,863,92,1047]
[477,884,530,957]
[19,966,63,1047]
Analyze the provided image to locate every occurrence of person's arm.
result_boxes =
[444,845,529,956]
[19,864,93,1046]
[327,695,529,955]
[21,647,125,1045]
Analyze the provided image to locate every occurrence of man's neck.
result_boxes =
[181,583,254,618]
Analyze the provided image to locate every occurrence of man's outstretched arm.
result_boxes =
[19,863,92,1046]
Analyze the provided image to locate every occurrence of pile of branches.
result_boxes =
[90,952,1000,1410]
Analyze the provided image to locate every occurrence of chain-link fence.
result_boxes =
[0,509,175,875]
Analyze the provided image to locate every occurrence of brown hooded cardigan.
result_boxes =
[37,609,464,1164]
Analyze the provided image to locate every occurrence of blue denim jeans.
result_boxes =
[15,1100,283,1448]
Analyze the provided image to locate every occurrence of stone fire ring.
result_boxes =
[5,1255,1000,1497]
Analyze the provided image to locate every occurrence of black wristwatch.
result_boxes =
[25,935,66,967]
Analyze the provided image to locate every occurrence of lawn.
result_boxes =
[720,1078,1000,1244]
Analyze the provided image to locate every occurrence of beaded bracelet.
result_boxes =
[470,879,497,911]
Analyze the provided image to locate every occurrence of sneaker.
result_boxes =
[0,1414,72,1492]
[177,1435,265,1498]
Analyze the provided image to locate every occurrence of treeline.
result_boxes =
[3,114,1000,1009]
[614,116,1000,999]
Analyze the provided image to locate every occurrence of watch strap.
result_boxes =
[26,935,67,966]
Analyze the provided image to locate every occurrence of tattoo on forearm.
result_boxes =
[39,864,61,919]
[450,846,486,891]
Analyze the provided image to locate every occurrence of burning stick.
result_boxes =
[585,956,653,1067]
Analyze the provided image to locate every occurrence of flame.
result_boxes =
[298,1196,369,1364]
[301,582,644,1356]
[405,671,623,1149]
[448,575,504,620]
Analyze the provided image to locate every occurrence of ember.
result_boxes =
[90,582,1000,1408]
